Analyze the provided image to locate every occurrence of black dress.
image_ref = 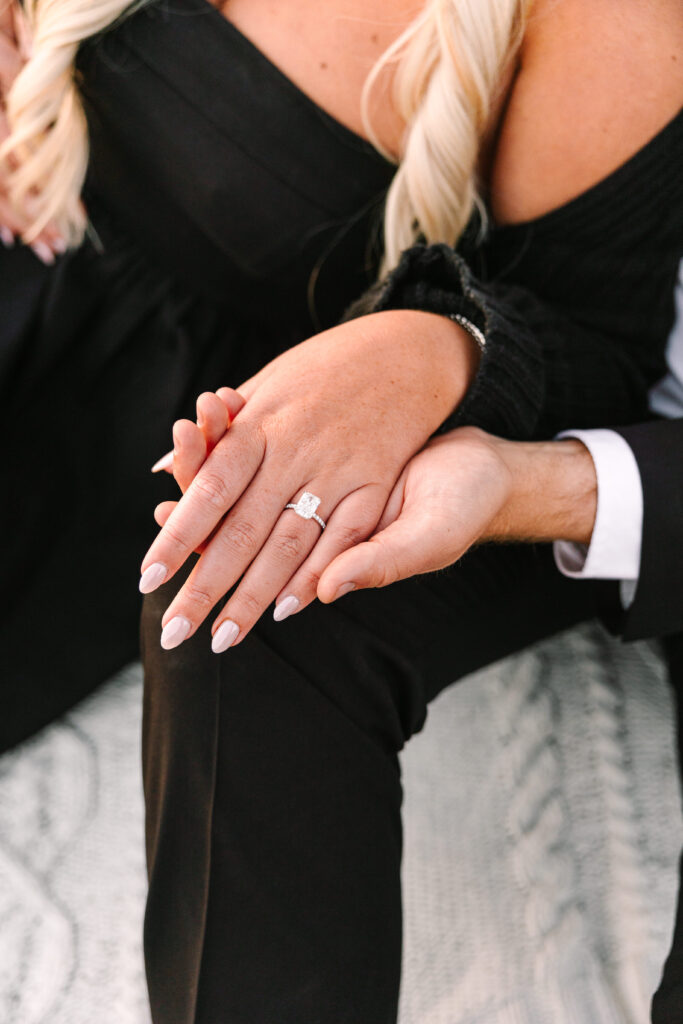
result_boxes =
[0,0,393,751]
[2,2,681,1021]
[120,11,681,1024]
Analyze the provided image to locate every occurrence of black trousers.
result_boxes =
[139,542,658,1024]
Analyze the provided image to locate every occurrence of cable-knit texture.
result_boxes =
[399,623,681,1024]
[583,631,672,1024]
[0,626,679,1023]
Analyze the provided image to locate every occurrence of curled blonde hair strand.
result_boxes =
[3,0,528,263]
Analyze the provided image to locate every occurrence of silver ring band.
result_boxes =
[284,491,326,530]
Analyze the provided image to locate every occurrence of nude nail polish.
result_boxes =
[273,596,300,622]
[0,227,14,248]
[139,562,168,594]
[31,241,55,266]
[211,620,239,653]
[333,582,356,601]
[51,236,68,255]
[151,451,174,473]
[160,616,192,650]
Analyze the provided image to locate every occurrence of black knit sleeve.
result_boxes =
[348,243,656,440]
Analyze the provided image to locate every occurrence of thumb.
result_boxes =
[318,516,444,602]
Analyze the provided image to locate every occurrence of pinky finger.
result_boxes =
[272,483,388,621]
[153,500,178,528]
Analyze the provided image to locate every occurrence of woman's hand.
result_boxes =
[151,386,246,491]
[0,1,68,260]
[139,310,480,651]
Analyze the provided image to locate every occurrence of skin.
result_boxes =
[0,1,68,260]
[135,0,680,648]
[142,311,481,648]
[158,416,599,604]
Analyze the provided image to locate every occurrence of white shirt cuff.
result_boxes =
[553,430,643,601]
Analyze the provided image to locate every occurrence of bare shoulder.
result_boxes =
[489,0,683,226]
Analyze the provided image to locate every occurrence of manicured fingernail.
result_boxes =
[273,595,300,622]
[51,236,67,255]
[31,241,55,265]
[151,451,174,473]
[211,620,239,654]
[332,582,356,601]
[160,615,192,650]
[0,227,14,248]
[139,562,168,594]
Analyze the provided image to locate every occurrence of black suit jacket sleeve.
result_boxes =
[611,418,683,641]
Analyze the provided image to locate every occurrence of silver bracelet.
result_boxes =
[449,313,486,353]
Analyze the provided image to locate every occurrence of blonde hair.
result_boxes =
[1,0,148,244]
[2,0,528,262]
[364,0,529,271]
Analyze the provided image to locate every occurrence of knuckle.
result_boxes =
[233,588,263,619]
[192,471,230,510]
[272,530,306,562]
[372,541,400,589]
[334,522,369,549]
[162,521,193,553]
[376,566,395,588]
[222,517,260,555]
[183,582,216,611]
[295,566,321,592]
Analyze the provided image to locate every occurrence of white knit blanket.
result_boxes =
[0,622,680,1024]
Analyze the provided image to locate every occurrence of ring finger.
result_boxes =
[271,483,388,617]
[206,485,342,651]
[210,483,387,650]
[157,478,329,648]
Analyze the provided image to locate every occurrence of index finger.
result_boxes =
[139,421,265,592]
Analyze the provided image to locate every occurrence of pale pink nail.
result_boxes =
[139,562,168,594]
[211,620,239,654]
[151,451,174,473]
[160,615,192,650]
[332,582,356,601]
[0,227,14,248]
[31,241,55,266]
[273,596,300,622]
[51,236,67,255]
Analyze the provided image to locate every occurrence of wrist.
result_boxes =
[357,308,483,422]
[423,312,483,417]
[484,437,598,545]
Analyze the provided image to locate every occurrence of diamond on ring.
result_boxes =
[284,491,326,530]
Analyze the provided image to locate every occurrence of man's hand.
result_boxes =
[316,428,599,602]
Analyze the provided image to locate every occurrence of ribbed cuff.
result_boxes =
[361,244,546,440]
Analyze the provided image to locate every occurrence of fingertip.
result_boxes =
[317,550,365,603]
[151,451,174,473]
[172,418,203,453]
[196,391,216,426]
[153,500,178,527]
[216,387,246,420]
